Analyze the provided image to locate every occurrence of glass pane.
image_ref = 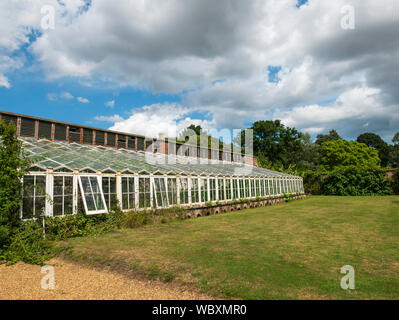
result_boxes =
[90,177,100,193]
[129,193,135,209]
[122,194,129,209]
[81,176,91,193]
[36,176,46,196]
[54,176,64,196]
[53,195,63,216]
[22,196,33,219]
[94,193,104,210]
[110,177,116,193]
[102,177,110,194]
[168,178,177,205]
[129,177,135,194]
[65,176,73,195]
[34,196,45,217]
[85,193,96,211]
[64,196,73,215]
[122,178,128,193]
[23,176,35,197]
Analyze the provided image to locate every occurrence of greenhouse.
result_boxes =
[0,111,304,220]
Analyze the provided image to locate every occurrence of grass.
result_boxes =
[62,196,399,299]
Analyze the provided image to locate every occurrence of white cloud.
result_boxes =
[3,0,399,139]
[77,96,89,103]
[104,103,213,138]
[94,115,124,123]
[61,92,74,100]
[274,87,398,139]
[0,0,70,87]
[0,74,10,88]
[47,93,57,101]
[105,100,115,108]
[47,91,75,101]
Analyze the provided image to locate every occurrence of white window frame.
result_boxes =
[78,175,108,215]
[138,175,152,209]
[153,176,169,209]
[121,175,136,210]
[53,174,74,217]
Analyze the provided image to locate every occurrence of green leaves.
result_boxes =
[0,120,34,260]
[0,120,31,248]
[392,171,399,195]
[320,139,381,172]
[323,166,392,196]
[239,120,303,170]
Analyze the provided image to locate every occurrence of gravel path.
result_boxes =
[0,258,214,300]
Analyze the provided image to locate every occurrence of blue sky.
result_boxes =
[0,68,181,130]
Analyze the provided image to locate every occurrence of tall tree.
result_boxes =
[237,120,303,169]
[315,130,342,145]
[390,132,399,168]
[320,139,381,171]
[357,132,390,167]
[296,132,321,171]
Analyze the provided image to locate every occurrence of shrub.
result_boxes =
[1,220,55,265]
[323,166,392,196]
[122,210,152,228]
[302,170,324,195]
[0,120,31,250]
[45,212,122,240]
[282,193,291,202]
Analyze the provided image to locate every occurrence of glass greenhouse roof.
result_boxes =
[21,137,299,178]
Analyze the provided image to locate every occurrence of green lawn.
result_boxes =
[64,196,399,299]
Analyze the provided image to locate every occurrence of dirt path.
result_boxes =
[0,258,214,300]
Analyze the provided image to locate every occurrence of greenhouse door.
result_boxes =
[78,176,108,215]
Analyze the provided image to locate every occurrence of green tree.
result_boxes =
[0,120,31,249]
[320,139,381,172]
[392,171,399,195]
[315,129,341,145]
[389,145,399,168]
[296,132,321,171]
[237,120,303,169]
[357,132,390,167]
[390,132,399,168]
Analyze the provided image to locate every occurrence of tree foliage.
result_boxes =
[357,132,390,167]
[296,132,321,171]
[323,166,392,196]
[392,171,399,195]
[0,120,31,250]
[238,120,303,169]
[315,130,341,145]
[320,139,381,171]
[302,170,324,195]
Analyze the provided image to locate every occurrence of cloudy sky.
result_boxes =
[1,0,398,142]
